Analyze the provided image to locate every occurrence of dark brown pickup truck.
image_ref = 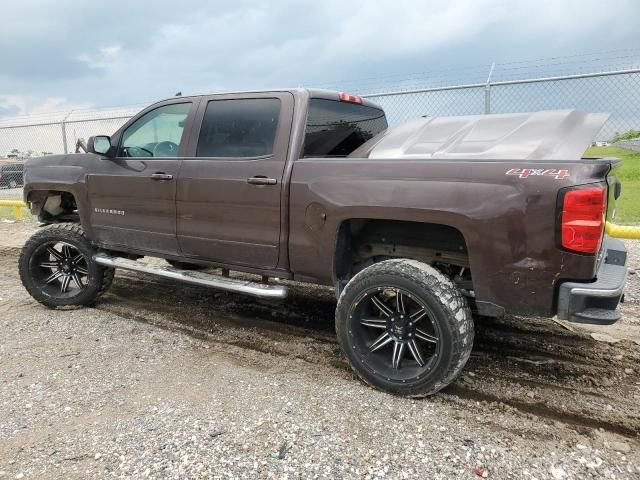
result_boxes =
[18,89,627,396]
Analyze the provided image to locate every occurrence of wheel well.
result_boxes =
[334,219,471,288]
[27,190,78,222]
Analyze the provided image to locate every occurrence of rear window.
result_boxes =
[303,98,387,157]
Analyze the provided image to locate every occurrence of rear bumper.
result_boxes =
[557,237,627,325]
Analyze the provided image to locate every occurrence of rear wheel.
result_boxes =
[19,224,114,308]
[335,259,474,397]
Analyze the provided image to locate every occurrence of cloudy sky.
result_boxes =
[1,0,640,117]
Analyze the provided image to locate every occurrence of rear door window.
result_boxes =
[304,98,387,157]
[196,98,281,158]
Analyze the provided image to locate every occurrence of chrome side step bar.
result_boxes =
[93,253,288,299]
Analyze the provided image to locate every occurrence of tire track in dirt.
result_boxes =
[443,384,639,438]
[3,250,639,440]
[94,269,640,440]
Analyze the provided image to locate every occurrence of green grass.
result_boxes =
[0,206,14,220]
[0,205,31,221]
[584,146,640,225]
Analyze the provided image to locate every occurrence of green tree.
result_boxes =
[611,129,640,143]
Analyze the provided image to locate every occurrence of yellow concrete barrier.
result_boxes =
[0,200,26,220]
[606,221,640,239]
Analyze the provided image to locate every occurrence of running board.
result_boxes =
[93,253,288,299]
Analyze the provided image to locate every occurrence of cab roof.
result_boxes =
[149,88,383,111]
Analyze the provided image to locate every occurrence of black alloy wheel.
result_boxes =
[336,259,474,397]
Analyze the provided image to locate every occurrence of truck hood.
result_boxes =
[350,110,609,161]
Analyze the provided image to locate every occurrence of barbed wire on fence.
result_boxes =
[361,67,640,142]
[316,47,640,94]
[1,53,640,201]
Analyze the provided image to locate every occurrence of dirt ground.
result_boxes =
[0,221,639,479]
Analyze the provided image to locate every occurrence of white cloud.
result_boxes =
[89,0,637,95]
[0,0,639,113]
[0,95,91,118]
[322,1,505,57]
[100,45,122,57]
[76,44,122,70]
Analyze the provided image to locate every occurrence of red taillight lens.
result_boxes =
[338,92,363,104]
[560,185,607,254]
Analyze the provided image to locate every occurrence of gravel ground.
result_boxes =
[0,221,639,479]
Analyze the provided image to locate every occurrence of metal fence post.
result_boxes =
[61,110,74,154]
[61,122,67,154]
[484,63,495,114]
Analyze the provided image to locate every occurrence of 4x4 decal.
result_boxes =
[506,168,570,179]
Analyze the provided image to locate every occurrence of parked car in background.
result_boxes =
[0,162,24,188]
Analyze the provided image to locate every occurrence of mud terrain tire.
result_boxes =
[19,223,114,308]
[335,259,474,397]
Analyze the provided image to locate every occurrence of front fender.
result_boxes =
[24,154,95,237]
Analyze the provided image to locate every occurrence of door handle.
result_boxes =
[247,176,277,186]
[150,173,174,181]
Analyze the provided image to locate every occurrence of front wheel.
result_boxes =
[19,223,114,308]
[335,259,474,397]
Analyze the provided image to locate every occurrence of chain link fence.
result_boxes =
[615,139,640,152]
[363,68,640,142]
[0,106,141,201]
[1,67,639,202]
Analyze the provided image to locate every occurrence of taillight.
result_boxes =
[560,185,607,254]
[338,92,363,105]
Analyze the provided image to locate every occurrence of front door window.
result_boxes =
[120,103,191,157]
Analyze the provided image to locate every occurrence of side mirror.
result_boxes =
[87,135,113,156]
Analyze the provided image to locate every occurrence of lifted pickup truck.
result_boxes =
[19,89,627,396]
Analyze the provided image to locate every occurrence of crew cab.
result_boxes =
[19,89,627,396]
